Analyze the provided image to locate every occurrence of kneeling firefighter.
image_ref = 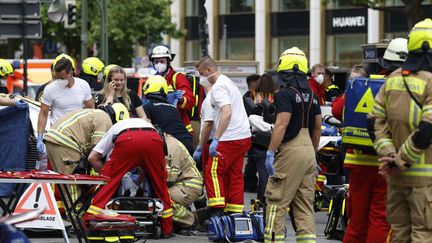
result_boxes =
[264,47,322,243]
[165,134,203,232]
[44,106,119,207]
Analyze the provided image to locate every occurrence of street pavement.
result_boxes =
[28,192,341,243]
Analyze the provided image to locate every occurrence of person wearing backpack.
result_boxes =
[342,38,408,243]
[149,45,195,134]
[368,18,432,242]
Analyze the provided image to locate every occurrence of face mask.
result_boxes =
[56,79,68,87]
[199,76,210,87]
[315,74,324,85]
[199,71,218,86]
[154,63,167,73]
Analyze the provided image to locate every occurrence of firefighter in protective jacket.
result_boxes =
[343,38,408,243]
[150,45,195,133]
[368,18,432,242]
[165,134,203,231]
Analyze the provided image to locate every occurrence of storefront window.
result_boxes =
[186,0,199,16]
[327,0,358,9]
[220,38,254,60]
[271,36,309,68]
[271,0,308,12]
[186,40,201,61]
[384,0,403,6]
[384,32,407,39]
[326,34,366,68]
[220,0,254,14]
[385,0,431,5]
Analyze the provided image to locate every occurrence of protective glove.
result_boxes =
[265,150,275,176]
[174,90,183,102]
[15,100,28,109]
[193,145,203,161]
[166,92,177,106]
[36,133,45,155]
[209,138,219,157]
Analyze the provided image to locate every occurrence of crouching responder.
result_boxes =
[85,117,174,238]
[368,18,432,242]
[143,75,194,155]
[43,106,119,205]
[264,47,322,243]
[165,133,203,234]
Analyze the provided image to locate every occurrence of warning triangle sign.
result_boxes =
[14,183,55,215]
[13,183,65,230]
[354,87,375,113]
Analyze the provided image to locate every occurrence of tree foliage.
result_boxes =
[41,0,184,66]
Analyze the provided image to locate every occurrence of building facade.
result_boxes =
[169,0,432,74]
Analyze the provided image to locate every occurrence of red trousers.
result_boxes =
[205,137,251,212]
[201,142,210,174]
[90,130,173,234]
[343,166,390,243]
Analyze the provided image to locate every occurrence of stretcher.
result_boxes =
[85,197,163,242]
[105,197,163,239]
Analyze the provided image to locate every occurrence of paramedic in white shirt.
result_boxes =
[195,56,251,215]
[36,54,94,154]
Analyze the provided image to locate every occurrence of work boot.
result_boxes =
[207,207,224,218]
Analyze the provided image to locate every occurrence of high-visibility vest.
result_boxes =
[342,76,385,149]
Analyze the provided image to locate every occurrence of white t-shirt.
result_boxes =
[93,118,154,157]
[42,77,92,123]
[200,91,216,140]
[210,74,251,141]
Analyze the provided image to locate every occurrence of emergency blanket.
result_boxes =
[0,106,29,197]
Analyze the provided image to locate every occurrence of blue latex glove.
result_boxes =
[193,145,203,161]
[15,100,28,109]
[174,90,183,102]
[36,133,45,154]
[209,138,219,157]
[265,150,275,176]
[166,92,177,106]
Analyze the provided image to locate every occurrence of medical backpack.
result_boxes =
[342,77,385,150]
[324,186,348,240]
[172,72,205,121]
[208,211,265,242]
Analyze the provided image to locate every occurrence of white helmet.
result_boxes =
[149,45,175,61]
[383,38,408,62]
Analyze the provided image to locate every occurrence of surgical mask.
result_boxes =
[154,63,167,73]
[199,71,218,86]
[199,76,210,87]
[315,74,324,85]
[56,79,68,87]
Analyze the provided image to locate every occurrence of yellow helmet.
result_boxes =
[143,75,168,96]
[82,57,105,76]
[0,59,13,77]
[53,53,76,70]
[103,64,119,78]
[408,18,432,52]
[277,47,308,74]
[103,103,130,124]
